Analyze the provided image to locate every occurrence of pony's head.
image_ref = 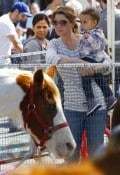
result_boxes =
[16,65,76,158]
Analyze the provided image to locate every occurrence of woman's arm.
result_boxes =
[46,38,112,76]
[46,39,85,64]
[57,56,86,64]
[79,57,113,76]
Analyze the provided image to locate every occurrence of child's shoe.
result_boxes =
[87,99,101,116]
[106,96,117,111]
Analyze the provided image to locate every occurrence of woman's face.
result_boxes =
[33,20,49,40]
[52,14,73,37]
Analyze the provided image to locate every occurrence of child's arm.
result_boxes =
[82,29,107,52]
[83,33,90,39]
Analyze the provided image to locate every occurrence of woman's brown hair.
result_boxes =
[51,6,78,33]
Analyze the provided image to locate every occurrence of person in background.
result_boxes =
[26,27,34,40]
[99,0,120,61]
[79,8,117,115]
[0,1,32,132]
[65,0,83,34]
[11,26,26,64]
[46,6,112,162]
[65,0,83,18]
[42,0,64,15]
[95,0,102,13]
[26,2,41,28]
[115,0,120,9]
[42,0,64,40]
[16,26,26,44]
[23,13,49,64]
[0,1,31,64]
[30,2,40,14]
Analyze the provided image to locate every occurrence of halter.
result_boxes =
[24,83,69,147]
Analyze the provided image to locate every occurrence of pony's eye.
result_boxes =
[47,104,56,112]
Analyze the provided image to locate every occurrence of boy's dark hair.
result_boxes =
[80,8,100,24]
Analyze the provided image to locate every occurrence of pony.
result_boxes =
[0,65,76,159]
[5,84,120,175]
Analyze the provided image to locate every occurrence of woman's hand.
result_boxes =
[79,66,96,76]
[79,65,109,76]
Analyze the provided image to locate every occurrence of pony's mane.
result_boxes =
[16,73,32,92]
[0,68,33,92]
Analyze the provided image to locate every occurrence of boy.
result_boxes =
[79,8,117,115]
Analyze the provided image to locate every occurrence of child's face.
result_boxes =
[80,14,97,32]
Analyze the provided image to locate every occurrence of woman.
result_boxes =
[23,13,49,64]
[46,6,112,162]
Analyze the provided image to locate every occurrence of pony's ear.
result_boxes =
[33,69,44,85]
[45,65,57,78]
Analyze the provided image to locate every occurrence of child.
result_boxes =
[79,8,117,115]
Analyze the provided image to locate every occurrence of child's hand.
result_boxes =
[83,33,89,39]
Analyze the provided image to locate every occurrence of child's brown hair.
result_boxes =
[80,8,100,24]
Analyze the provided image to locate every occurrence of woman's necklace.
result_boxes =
[41,40,47,49]
[42,40,47,46]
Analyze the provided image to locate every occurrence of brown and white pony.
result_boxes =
[7,101,120,175]
[0,65,76,159]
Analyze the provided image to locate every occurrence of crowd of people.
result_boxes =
[0,0,120,165]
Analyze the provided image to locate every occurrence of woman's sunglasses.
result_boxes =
[52,20,68,26]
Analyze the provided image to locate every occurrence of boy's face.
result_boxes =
[80,14,97,32]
